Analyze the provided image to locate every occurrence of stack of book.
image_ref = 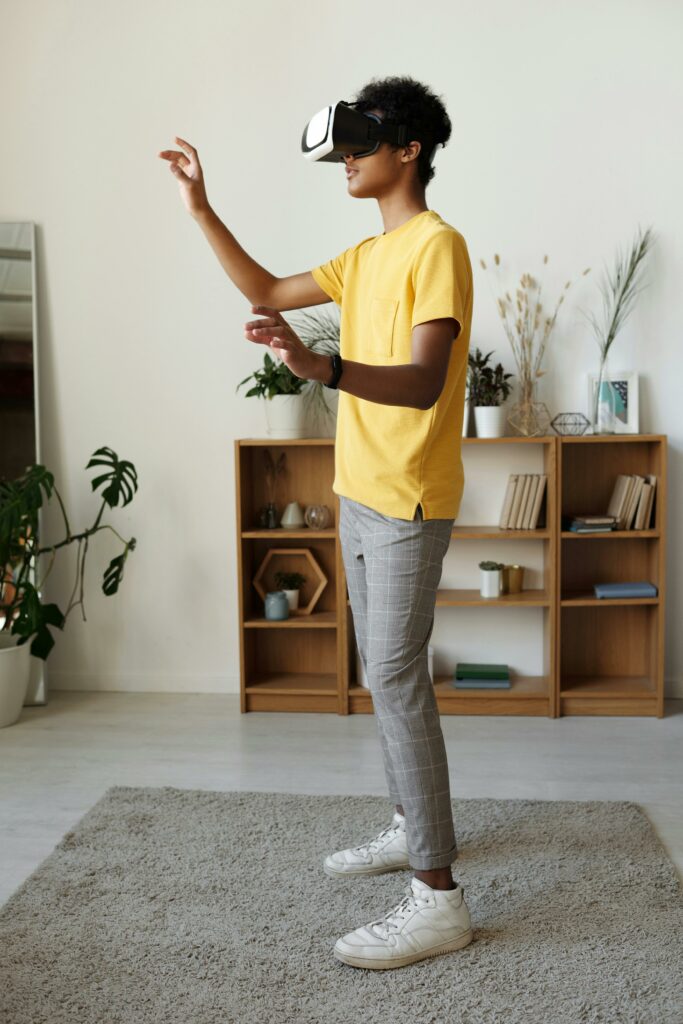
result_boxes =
[499,474,547,530]
[606,473,657,530]
[562,474,658,533]
[594,581,658,599]
[452,663,511,689]
[562,514,618,533]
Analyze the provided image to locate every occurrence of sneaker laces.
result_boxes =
[350,821,400,858]
[367,885,429,939]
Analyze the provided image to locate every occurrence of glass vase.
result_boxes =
[591,350,618,435]
[507,374,551,437]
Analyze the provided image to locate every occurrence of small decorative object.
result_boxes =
[264,590,290,620]
[467,347,514,438]
[236,352,308,438]
[287,307,341,438]
[280,501,305,529]
[478,560,504,598]
[253,548,327,615]
[480,251,591,436]
[551,412,590,436]
[257,505,269,528]
[586,370,639,434]
[507,564,525,593]
[262,450,286,528]
[578,225,654,435]
[274,570,306,611]
[304,504,332,529]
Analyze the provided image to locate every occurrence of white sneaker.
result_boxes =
[333,876,473,969]
[323,811,410,877]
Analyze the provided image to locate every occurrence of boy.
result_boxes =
[159,74,474,969]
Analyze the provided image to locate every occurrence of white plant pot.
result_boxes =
[356,644,434,689]
[474,405,507,438]
[0,630,32,728]
[480,569,501,599]
[462,399,472,437]
[263,393,308,438]
[282,589,300,612]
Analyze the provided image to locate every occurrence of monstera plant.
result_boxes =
[0,447,138,660]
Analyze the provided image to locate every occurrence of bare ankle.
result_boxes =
[413,868,457,891]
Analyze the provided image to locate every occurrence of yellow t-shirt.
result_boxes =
[311,209,473,521]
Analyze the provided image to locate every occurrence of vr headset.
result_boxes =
[301,101,443,165]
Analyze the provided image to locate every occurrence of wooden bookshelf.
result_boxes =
[557,434,667,717]
[235,434,667,717]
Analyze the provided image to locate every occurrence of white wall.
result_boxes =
[1,0,681,695]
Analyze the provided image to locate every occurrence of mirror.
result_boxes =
[0,222,47,704]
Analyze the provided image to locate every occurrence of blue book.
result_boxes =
[593,581,658,599]
[452,678,512,689]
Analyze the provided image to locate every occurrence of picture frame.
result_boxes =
[586,369,639,434]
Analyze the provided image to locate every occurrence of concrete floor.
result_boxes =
[1,691,682,905]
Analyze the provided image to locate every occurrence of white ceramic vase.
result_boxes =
[283,589,300,612]
[474,405,507,438]
[479,569,501,599]
[0,630,32,728]
[263,393,308,438]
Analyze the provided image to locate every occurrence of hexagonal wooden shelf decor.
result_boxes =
[252,547,328,616]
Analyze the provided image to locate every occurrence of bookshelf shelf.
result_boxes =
[560,675,655,698]
[560,594,659,606]
[236,434,666,717]
[243,610,338,628]
[560,530,659,539]
[451,526,551,539]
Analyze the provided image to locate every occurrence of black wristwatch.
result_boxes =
[324,353,343,390]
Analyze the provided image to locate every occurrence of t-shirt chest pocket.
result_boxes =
[369,297,399,358]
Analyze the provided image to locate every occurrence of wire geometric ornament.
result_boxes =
[550,412,590,436]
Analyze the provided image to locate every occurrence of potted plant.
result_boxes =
[0,448,138,727]
[468,347,514,438]
[236,305,341,439]
[479,559,504,599]
[236,351,307,438]
[274,570,306,612]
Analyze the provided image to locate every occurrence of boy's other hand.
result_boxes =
[158,137,211,219]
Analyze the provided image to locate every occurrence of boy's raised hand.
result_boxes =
[158,137,211,218]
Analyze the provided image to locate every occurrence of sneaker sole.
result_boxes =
[323,860,411,878]
[333,928,473,969]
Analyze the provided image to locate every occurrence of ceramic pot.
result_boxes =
[0,630,32,728]
[263,393,307,439]
[474,405,507,438]
[479,569,501,599]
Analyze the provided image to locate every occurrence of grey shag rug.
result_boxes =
[1,787,682,1024]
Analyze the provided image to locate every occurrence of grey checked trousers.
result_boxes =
[339,494,458,871]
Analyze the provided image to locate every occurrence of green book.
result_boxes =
[455,662,510,680]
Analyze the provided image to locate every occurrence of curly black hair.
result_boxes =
[349,75,452,188]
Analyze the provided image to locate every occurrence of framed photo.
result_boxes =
[586,369,639,434]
